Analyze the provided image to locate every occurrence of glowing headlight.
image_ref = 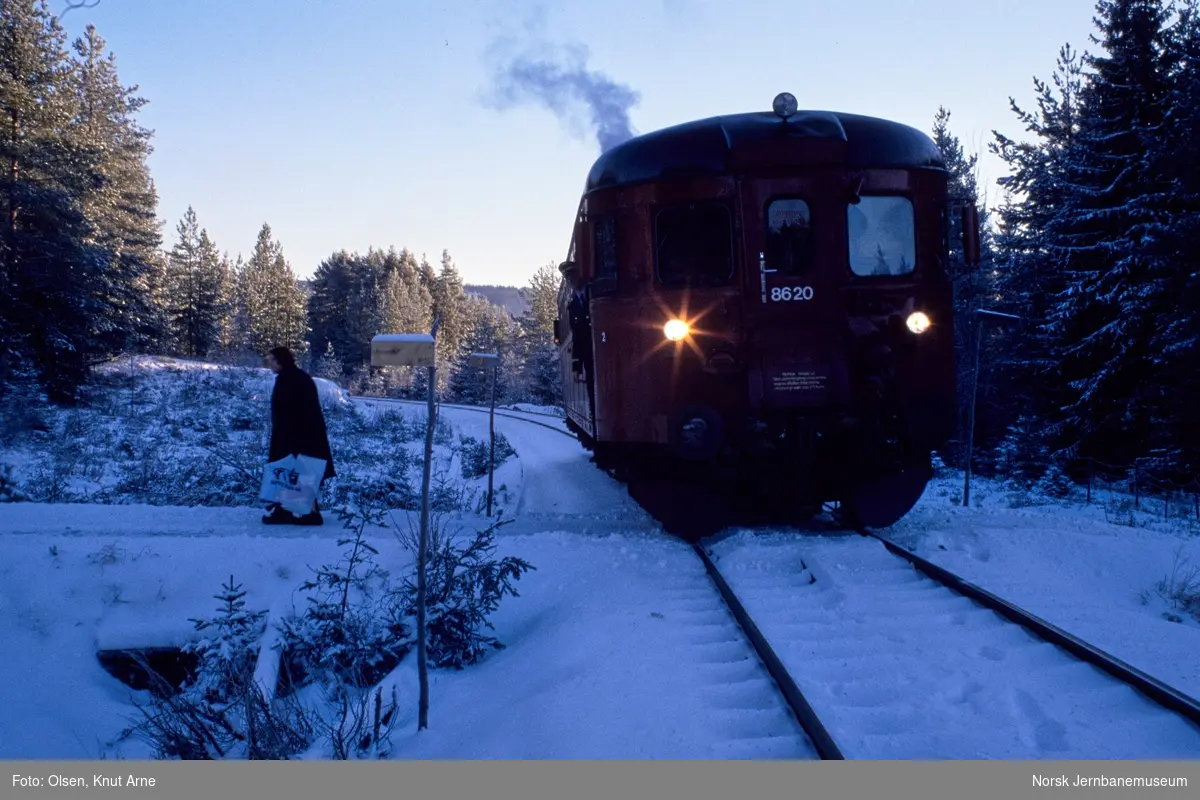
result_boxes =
[664,319,690,341]
[906,312,931,334]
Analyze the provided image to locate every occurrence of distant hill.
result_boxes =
[466,285,528,317]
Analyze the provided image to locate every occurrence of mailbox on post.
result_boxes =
[371,333,436,368]
[469,352,501,517]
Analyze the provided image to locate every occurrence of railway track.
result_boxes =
[351,393,1200,758]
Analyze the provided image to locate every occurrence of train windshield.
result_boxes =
[655,203,734,287]
[847,196,916,277]
[765,198,813,274]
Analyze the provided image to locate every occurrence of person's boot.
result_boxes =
[295,499,324,526]
[262,504,297,525]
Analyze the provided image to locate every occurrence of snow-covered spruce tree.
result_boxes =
[1041,0,1180,472]
[1140,1,1200,481]
[394,515,534,669]
[311,342,344,383]
[458,432,518,480]
[988,44,1087,478]
[184,575,267,704]
[134,575,314,760]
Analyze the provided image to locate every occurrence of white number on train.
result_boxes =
[769,286,815,302]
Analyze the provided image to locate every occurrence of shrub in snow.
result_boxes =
[183,575,268,704]
[132,575,314,760]
[457,432,517,479]
[277,498,411,693]
[0,360,483,515]
[393,515,535,669]
[1034,463,1075,499]
[0,463,27,502]
[1156,547,1200,621]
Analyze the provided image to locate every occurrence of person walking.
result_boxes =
[262,346,336,525]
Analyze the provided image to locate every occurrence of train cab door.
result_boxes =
[737,173,848,412]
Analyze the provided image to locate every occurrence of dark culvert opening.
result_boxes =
[97,647,200,698]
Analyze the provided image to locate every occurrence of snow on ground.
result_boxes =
[2,357,1199,759]
[885,472,1200,701]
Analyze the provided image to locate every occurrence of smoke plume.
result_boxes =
[485,42,641,154]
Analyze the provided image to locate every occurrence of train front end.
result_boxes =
[563,94,976,533]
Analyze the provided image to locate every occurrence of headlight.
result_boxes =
[905,312,931,334]
[664,319,689,341]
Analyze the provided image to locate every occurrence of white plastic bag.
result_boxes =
[260,454,327,516]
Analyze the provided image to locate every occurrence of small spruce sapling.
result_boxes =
[277,494,411,693]
[394,513,534,669]
[185,575,268,704]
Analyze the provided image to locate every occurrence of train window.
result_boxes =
[847,196,916,277]
[765,198,813,274]
[654,203,734,287]
[594,216,618,280]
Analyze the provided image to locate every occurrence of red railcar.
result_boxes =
[555,93,979,537]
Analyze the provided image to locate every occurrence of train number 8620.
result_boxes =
[769,286,815,302]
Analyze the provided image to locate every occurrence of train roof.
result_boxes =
[584,109,946,193]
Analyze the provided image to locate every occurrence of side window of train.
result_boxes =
[765,198,813,274]
[592,215,618,295]
[847,196,916,277]
[654,203,734,287]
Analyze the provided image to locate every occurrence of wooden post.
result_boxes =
[488,366,496,515]
[417,358,434,731]
[370,322,439,732]
[469,353,501,518]
[416,316,439,732]
[961,309,1021,509]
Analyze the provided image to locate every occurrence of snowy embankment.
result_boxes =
[0,357,808,760]
[1,356,1198,759]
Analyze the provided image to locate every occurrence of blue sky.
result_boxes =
[57,0,1103,288]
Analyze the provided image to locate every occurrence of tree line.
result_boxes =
[937,0,1200,489]
[4,0,1199,489]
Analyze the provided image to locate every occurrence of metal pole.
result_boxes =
[962,310,983,509]
[487,364,497,517]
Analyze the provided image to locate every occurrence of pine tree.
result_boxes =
[428,250,470,390]
[517,261,560,339]
[448,296,514,404]
[164,206,228,357]
[242,223,307,355]
[0,0,111,401]
[68,24,165,352]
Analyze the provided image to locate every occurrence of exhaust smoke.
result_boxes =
[485,40,641,154]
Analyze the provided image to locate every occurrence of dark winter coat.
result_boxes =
[268,365,336,481]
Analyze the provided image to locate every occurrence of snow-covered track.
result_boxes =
[703,532,1200,758]
[860,527,1200,731]
[693,544,844,759]
[349,394,568,432]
